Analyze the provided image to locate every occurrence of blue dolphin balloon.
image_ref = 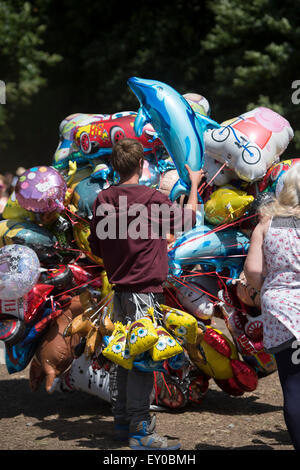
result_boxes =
[168,224,249,280]
[127,77,220,201]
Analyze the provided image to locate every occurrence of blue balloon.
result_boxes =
[168,224,249,280]
[73,176,109,220]
[127,77,220,201]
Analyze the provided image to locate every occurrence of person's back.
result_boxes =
[263,216,300,291]
[89,181,196,293]
[89,138,204,450]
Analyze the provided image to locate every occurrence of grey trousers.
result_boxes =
[110,291,164,429]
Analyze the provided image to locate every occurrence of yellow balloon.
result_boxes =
[204,185,254,225]
[102,322,133,370]
[2,192,36,222]
[67,166,93,191]
[186,326,238,380]
[128,317,159,357]
[160,304,198,344]
[73,221,103,265]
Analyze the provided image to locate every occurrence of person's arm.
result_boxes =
[243,219,269,291]
[185,164,206,214]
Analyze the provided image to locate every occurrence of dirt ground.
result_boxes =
[0,318,294,452]
[0,364,293,452]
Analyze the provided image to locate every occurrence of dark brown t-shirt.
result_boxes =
[88,184,196,293]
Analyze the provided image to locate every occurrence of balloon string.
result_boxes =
[179,270,234,281]
[198,162,227,195]
[168,213,256,252]
[154,372,159,405]
[64,209,79,225]
[64,207,91,225]
[164,283,185,311]
[169,275,246,314]
[169,275,221,303]
[50,274,102,298]
[175,254,247,260]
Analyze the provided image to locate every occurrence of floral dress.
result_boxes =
[261,216,300,353]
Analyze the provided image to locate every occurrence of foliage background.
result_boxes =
[0,0,299,172]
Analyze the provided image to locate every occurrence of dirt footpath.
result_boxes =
[0,362,293,451]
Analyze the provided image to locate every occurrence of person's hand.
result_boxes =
[185,164,206,188]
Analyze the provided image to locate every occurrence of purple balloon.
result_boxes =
[15,166,67,213]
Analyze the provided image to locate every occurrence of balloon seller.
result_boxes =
[244,162,300,451]
[88,138,205,450]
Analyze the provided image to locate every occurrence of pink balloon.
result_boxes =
[16,166,67,213]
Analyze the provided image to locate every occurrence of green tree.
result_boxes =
[0,1,61,148]
[202,0,300,151]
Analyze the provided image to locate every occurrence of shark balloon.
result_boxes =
[127,77,220,201]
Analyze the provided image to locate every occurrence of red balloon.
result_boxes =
[214,377,245,396]
[231,359,258,392]
[189,373,209,404]
[204,328,232,358]
[69,264,102,289]
[24,284,54,324]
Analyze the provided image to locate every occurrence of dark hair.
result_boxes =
[111,138,144,179]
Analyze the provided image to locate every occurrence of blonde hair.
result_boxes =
[260,162,300,219]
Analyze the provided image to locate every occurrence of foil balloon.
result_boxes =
[74,112,162,157]
[127,76,220,201]
[90,162,113,181]
[0,298,26,320]
[175,275,219,320]
[204,107,294,182]
[52,353,111,402]
[53,113,110,168]
[149,326,183,361]
[28,295,83,392]
[0,219,58,263]
[102,322,134,370]
[0,244,40,300]
[183,93,211,116]
[258,158,300,193]
[72,175,110,219]
[128,316,159,357]
[2,192,36,222]
[202,155,236,187]
[0,317,26,345]
[186,326,237,380]
[138,159,161,188]
[160,304,198,344]
[204,185,254,225]
[15,166,67,213]
[168,223,249,279]
[73,221,103,265]
[158,169,179,197]
[236,271,261,308]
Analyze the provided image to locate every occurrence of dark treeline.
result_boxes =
[1,0,300,172]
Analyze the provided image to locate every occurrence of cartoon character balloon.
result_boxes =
[204,185,254,225]
[53,111,163,169]
[15,166,67,213]
[204,107,294,182]
[0,244,40,300]
[258,158,300,194]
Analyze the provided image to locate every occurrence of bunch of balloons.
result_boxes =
[0,75,296,411]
